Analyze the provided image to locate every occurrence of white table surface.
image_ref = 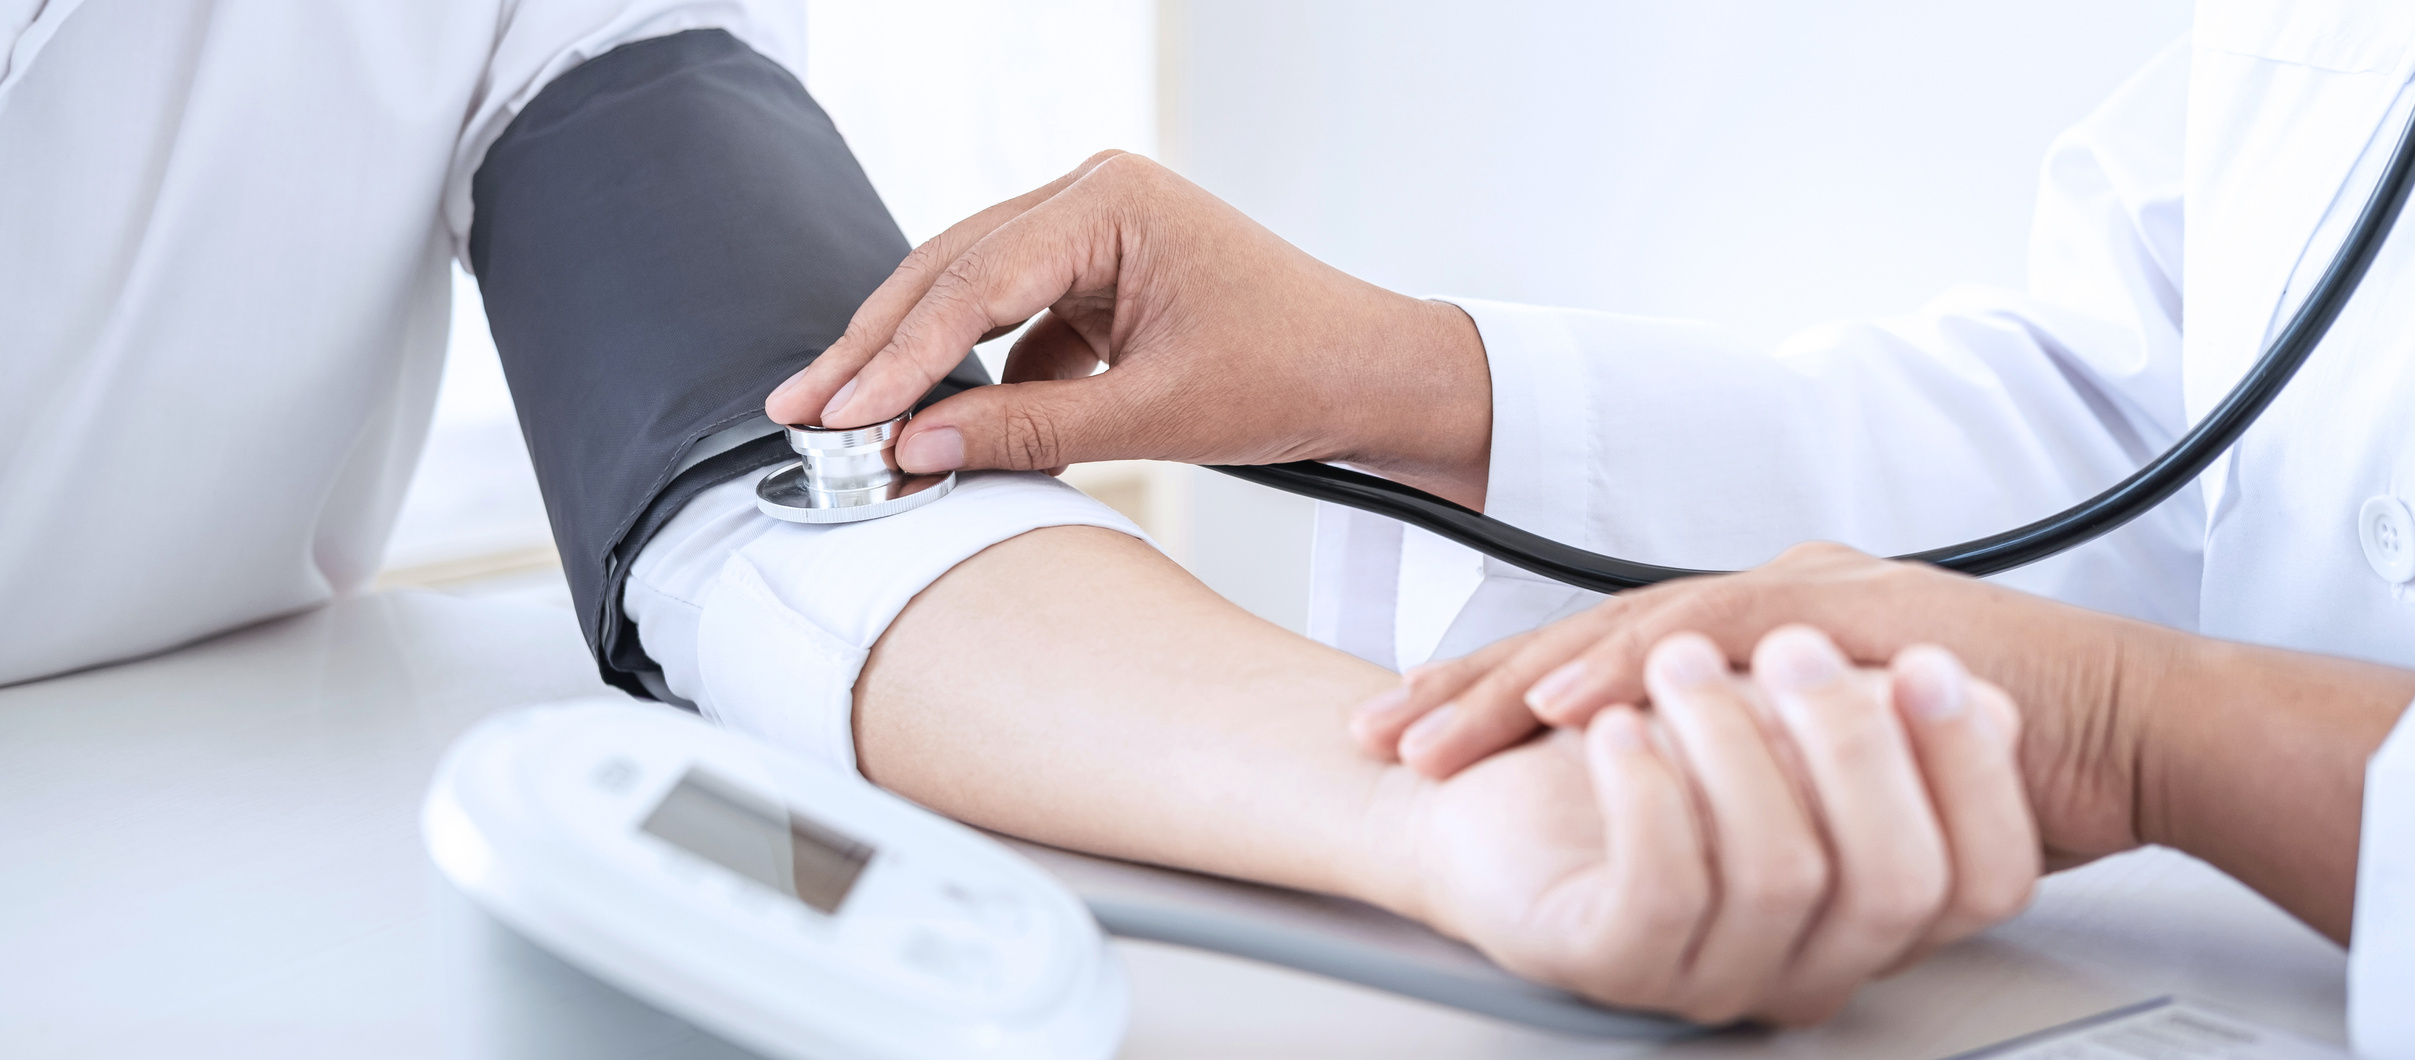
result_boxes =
[0,591,2353,1058]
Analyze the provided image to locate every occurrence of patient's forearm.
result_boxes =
[853,525,1420,912]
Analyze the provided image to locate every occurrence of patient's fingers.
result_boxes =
[1880,648,2037,972]
[1642,633,1829,1025]
[1749,627,1947,1025]
[1558,706,1711,1006]
[768,150,1128,427]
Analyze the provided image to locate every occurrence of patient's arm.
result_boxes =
[854,525,2040,1027]
[855,525,1412,906]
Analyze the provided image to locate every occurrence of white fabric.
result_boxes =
[2355,706,2415,1054]
[0,0,46,81]
[1305,3,2415,1050]
[622,471,1144,773]
[0,0,805,687]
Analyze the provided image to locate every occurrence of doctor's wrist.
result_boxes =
[1327,296,1493,511]
[2125,632,2415,941]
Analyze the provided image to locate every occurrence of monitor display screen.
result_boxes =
[640,767,874,914]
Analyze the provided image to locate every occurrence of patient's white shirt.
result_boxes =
[622,471,1141,773]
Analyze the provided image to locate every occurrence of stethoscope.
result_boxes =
[761,105,2415,591]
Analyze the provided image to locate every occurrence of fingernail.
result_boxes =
[1352,685,1412,725]
[1897,647,1968,721]
[1649,637,1723,689]
[1399,704,1458,758]
[898,426,964,472]
[767,370,810,411]
[1525,660,1588,715]
[819,378,858,425]
[1761,628,1846,691]
[1596,707,1646,751]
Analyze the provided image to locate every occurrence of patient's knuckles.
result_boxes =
[1787,684,1901,768]
[1838,871,1949,943]
[1727,844,1831,922]
[1950,866,2037,927]
[1614,865,1712,942]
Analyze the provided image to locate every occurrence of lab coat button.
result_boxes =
[2360,496,2415,583]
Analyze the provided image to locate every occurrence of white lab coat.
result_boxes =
[0,0,807,686]
[1308,3,2415,1052]
[0,0,1139,779]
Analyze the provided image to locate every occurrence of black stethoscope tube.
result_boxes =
[1213,103,2415,593]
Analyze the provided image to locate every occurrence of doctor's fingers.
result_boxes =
[1348,630,1537,760]
[999,310,1105,384]
[825,168,1143,431]
[1374,601,1657,775]
[887,311,1117,472]
[766,149,1132,428]
[899,367,1196,473]
[1745,628,1958,1026]
[1514,546,1979,733]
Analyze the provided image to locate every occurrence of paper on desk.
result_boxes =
[1951,997,2350,1060]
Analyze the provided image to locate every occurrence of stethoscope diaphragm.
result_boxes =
[755,413,955,524]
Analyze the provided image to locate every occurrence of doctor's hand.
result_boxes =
[1395,626,2036,1025]
[762,151,1495,508]
[1354,542,2160,871]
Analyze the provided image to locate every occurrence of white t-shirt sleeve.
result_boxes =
[2351,699,2415,1055]
[621,470,1148,774]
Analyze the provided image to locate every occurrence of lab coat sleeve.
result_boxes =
[1320,39,2202,661]
[621,473,1148,774]
[2352,701,2415,1055]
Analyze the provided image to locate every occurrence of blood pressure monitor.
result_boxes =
[422,699,1126,1060]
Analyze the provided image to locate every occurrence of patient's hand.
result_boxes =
[853,527,2035,1026]
[1396,626,2036,1026]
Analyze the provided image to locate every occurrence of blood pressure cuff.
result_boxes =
[468,28,990,699]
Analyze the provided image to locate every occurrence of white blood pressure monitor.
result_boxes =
[422,699,1126,1060]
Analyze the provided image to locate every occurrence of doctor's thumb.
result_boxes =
[894,379,1131,474]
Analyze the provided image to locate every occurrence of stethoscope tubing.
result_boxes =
[1215,101,2415,593]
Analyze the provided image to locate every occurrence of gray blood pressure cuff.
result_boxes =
[469,28,989,700]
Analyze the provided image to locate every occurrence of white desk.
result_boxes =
[0,592,2352,1058]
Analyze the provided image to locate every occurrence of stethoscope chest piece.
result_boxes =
[754,413,955,524]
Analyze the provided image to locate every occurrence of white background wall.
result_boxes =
[386,2,2195,651]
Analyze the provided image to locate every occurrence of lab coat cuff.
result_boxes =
[1441,297,1747,564]
[1441,297,1600,559]
[2351,696,2415,1050]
